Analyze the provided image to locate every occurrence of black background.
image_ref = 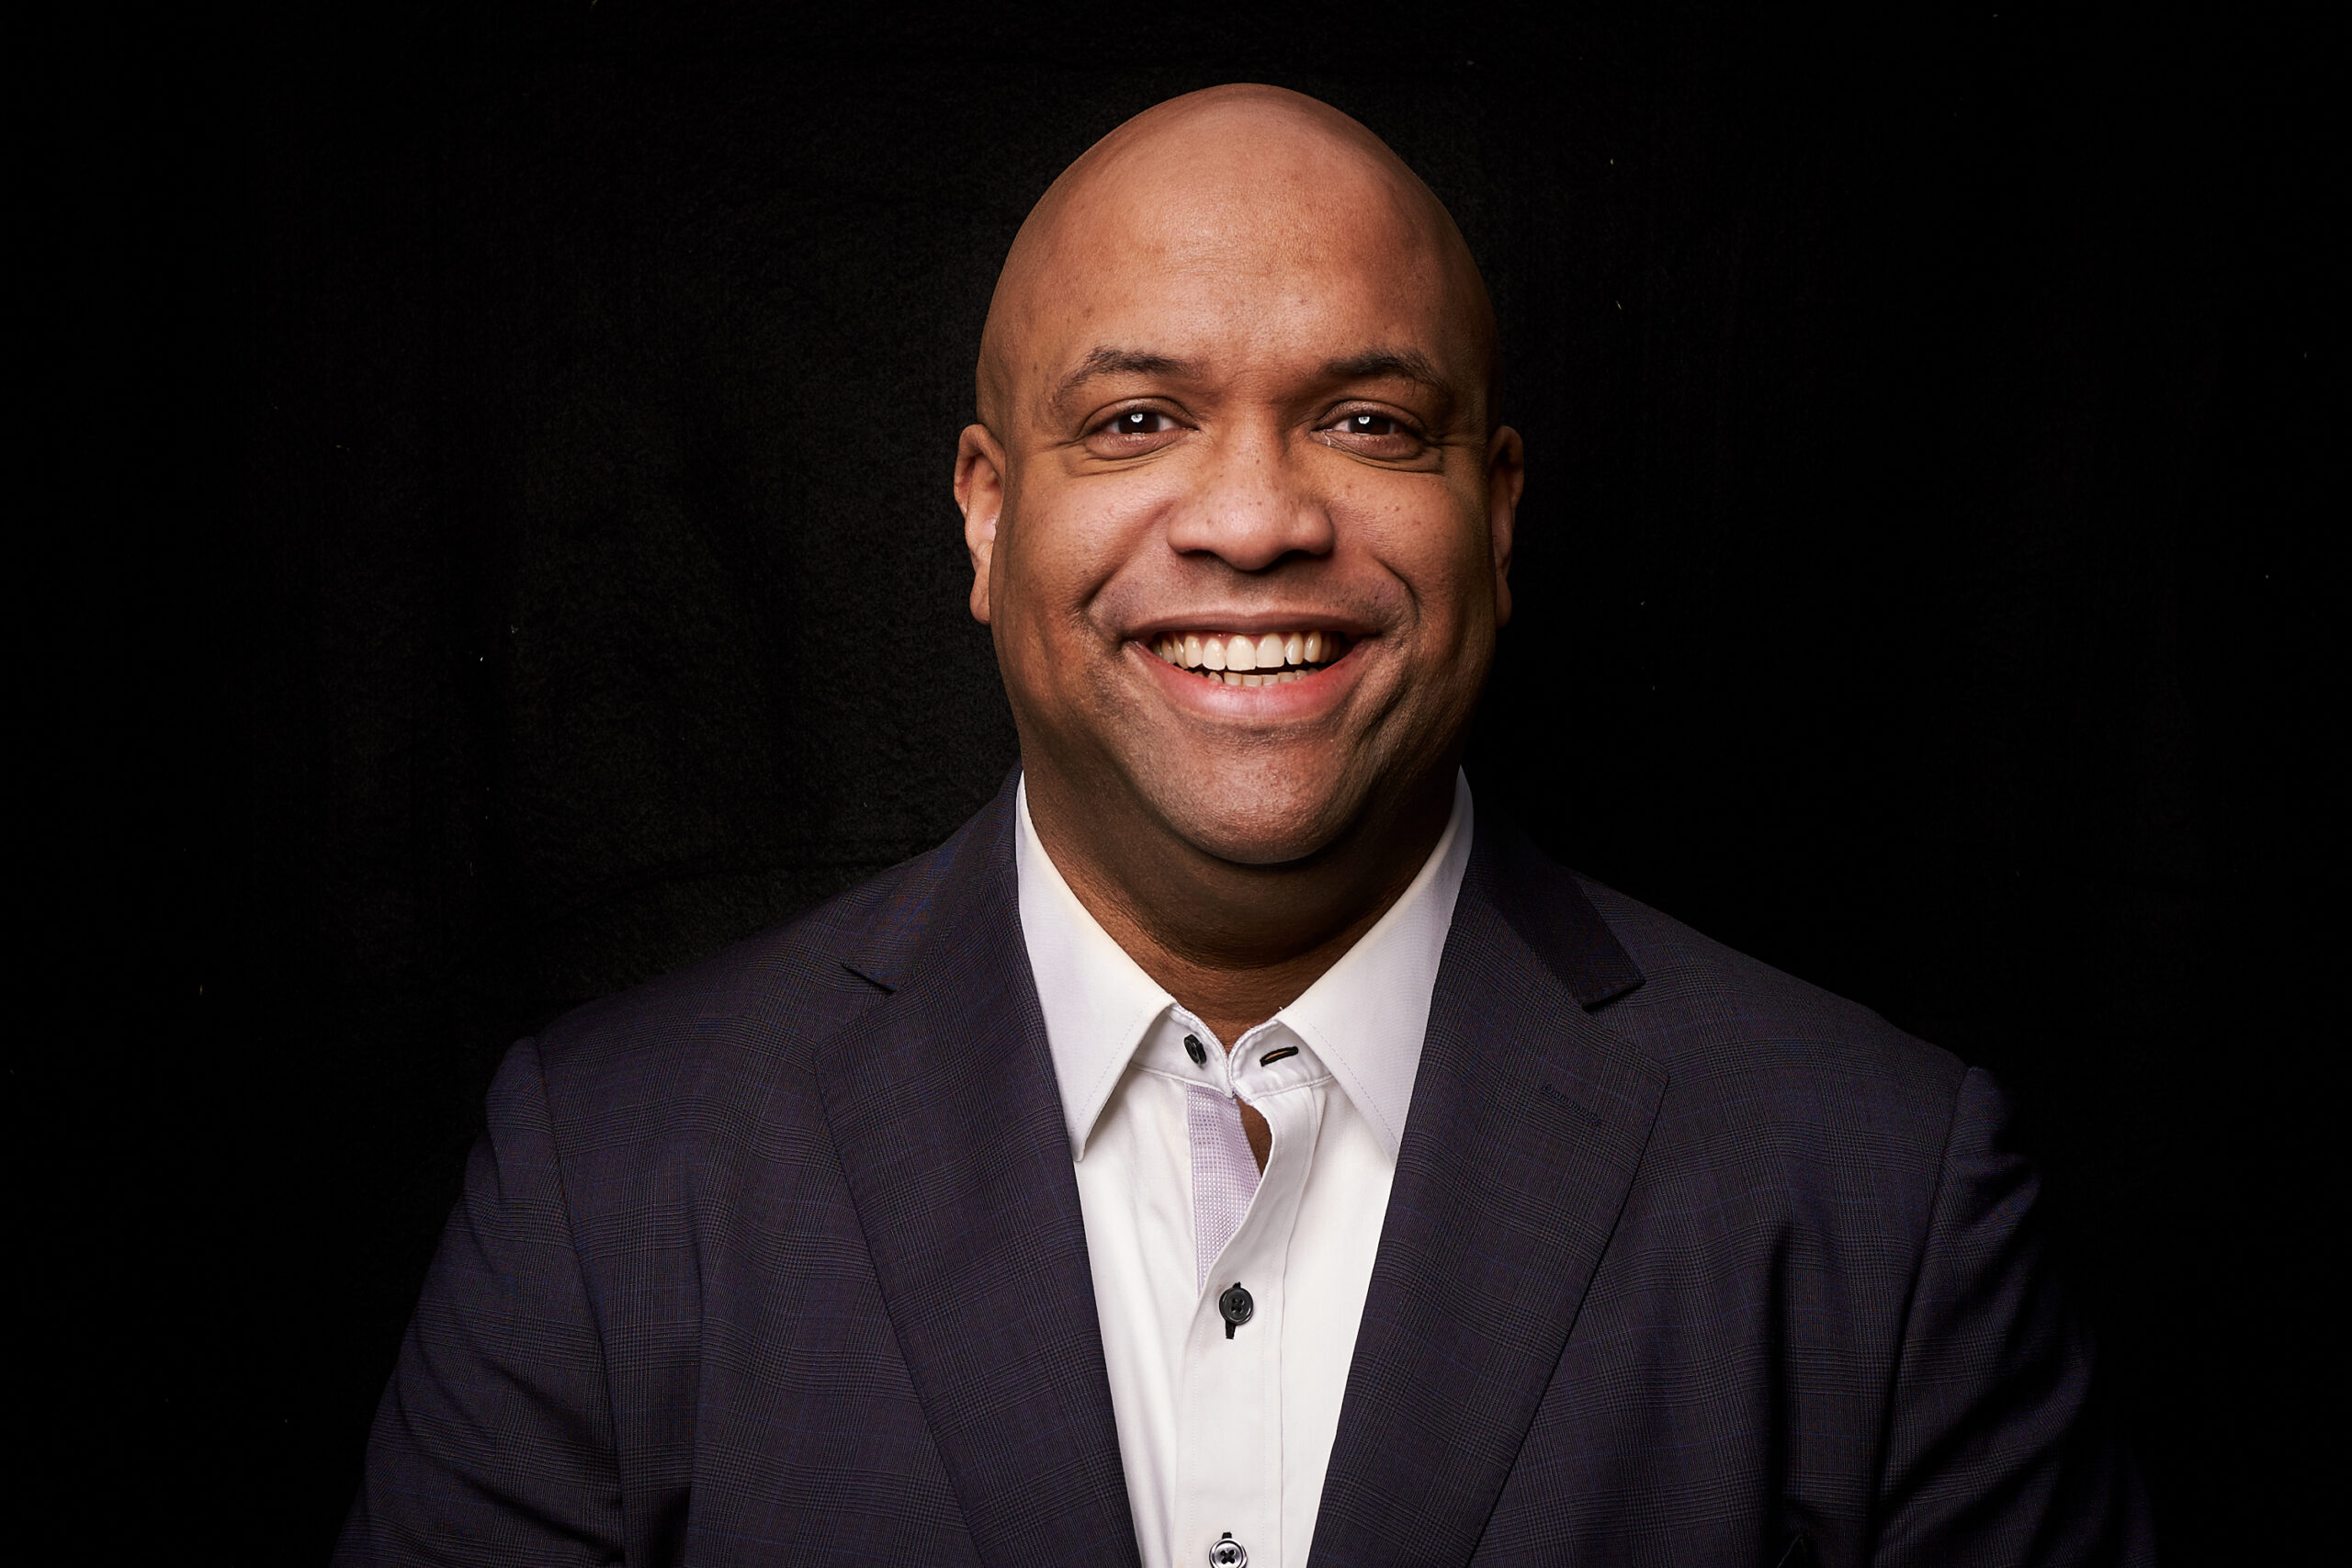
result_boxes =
[28,2,2335,1561]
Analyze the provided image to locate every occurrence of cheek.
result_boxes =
[1010,475,1182,609]
[999,482,1162,642]
[1338,479,1494,635]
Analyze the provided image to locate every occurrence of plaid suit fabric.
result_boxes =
[337,778,2149,1566]
[1313,837,2151,1565]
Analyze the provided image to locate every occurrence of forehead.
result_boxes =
[1009,133,1482,402]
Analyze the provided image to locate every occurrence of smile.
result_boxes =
[1147,630,1351,687]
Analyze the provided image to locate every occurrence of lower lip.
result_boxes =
[1133,640,1366,716]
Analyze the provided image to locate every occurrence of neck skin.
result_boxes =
[1021,750,1460,1050]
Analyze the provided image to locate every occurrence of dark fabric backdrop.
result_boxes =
[26,3,2335,1561]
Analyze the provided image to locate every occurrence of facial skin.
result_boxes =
[956,85,1524,1058]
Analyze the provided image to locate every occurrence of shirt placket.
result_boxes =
[1170,1014,1328,1568]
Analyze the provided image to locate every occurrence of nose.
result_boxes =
[1163,425,1337,572]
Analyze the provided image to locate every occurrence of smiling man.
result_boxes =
[338,87,2151,1567]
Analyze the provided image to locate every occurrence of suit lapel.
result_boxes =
[1310,818,1668,1565]
[815,785,1140,1568]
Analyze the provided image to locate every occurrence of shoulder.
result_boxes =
[1576,874,1971,1169]
[515,807,987,1152]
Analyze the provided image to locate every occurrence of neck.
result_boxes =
[1023,761,1457,1045]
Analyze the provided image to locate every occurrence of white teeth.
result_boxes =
[1162,629,1340,682]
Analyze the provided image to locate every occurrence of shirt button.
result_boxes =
[1210,1533,1248,1567]
[1218,1282,1254,1339]
[1184,1033,1208,1065]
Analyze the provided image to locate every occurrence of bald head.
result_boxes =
[978,85,1498,434]
[952,80,1523,934]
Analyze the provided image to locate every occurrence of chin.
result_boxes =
[1145,773,1363,869]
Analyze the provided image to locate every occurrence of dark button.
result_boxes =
[1183,1033,1208,1065]
[1211,1533,1248,1567]
[1218,1282,1254,1339]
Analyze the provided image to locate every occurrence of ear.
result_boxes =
[955,423,1008,625]
[1486,424,1525,629]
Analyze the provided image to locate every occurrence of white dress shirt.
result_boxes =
[1015,773,1474,1568]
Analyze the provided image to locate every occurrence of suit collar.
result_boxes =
[1474,812,1645,1011]
[1310,811,1667,1563]
[814,773,1142,1568]
[816,777,1657,1567]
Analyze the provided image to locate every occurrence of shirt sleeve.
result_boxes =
[1869,1066,2156,1566]
[334,1037,628,1566]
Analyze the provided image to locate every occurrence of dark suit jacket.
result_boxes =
[336,776,2151,1565]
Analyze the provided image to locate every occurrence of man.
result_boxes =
[337,86,2150,1566]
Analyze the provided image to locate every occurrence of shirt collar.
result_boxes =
[1016,772,1475,1163]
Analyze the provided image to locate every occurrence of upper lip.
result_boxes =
[1125,611,1376,639]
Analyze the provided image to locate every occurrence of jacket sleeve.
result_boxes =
[334,1037,628,1566]
[1869,1066,2155,1566]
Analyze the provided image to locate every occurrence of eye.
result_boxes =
[1317,411,1420,446]
[1082,406,1186,457]
[1099,408,1182,437]
[1319,409,1427,454]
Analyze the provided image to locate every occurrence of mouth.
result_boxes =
[1144,628,1353,688]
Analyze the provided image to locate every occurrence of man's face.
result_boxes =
[961,109,1521,868]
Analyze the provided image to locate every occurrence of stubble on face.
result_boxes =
[957,85,1521,996]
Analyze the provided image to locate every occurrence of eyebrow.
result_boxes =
[1045,344,1457,418]
[1049,347,1199,412]
[1318,348,1446,389]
